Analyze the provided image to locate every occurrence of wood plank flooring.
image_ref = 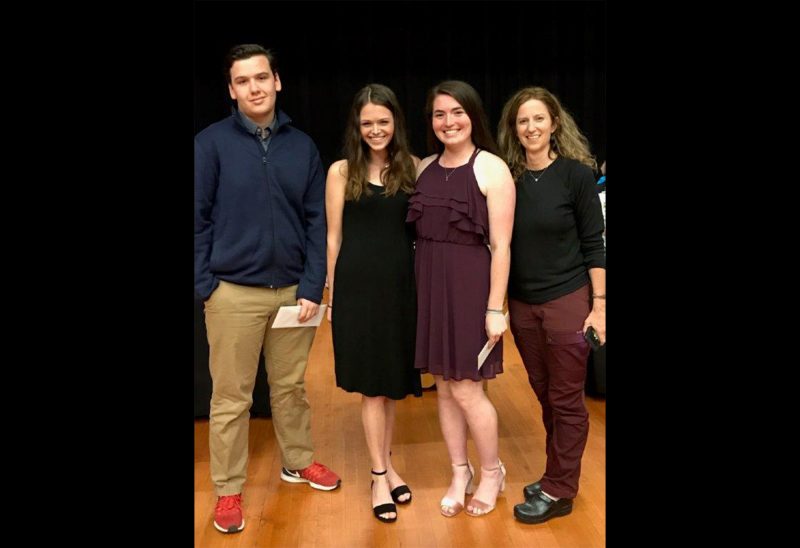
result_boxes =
[195,302,605,547]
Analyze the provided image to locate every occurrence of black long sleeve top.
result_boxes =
[509,156,606,305]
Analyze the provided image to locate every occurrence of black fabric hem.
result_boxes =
[335,383,422,400]
[509,279,590,306]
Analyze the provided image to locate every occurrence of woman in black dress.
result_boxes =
[325,84,421,523]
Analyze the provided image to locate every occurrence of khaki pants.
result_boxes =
[204,281,317,496]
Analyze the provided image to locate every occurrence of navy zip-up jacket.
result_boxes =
[194,109,326,303]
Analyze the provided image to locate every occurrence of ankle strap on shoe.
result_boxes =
[371,469,388,475]
[451,462,469,468]
[482,460,504,472]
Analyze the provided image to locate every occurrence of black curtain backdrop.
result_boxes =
[194,0,606,167]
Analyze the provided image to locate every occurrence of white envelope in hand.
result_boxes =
[477,312,510,369]
[271,305,327,328]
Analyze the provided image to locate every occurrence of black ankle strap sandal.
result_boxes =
[370,470,397,523]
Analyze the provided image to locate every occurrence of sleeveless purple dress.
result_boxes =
[406,148,503,380]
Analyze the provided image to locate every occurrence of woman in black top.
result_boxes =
[497,86,606,525]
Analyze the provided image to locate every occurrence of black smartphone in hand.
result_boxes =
[584,326,602,351]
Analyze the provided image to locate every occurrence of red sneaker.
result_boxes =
[213,494,244,533]
[281,461,341,491]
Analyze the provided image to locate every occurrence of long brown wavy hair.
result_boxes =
[425,80,498,156]
[342,84,416,201]
[497,86,597,181]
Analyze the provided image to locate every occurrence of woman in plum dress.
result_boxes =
[407,80,515,517]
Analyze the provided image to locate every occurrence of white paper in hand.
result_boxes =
[271,304,327,328]
[477,312,510,369]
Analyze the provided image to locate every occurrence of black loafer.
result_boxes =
[514,492,573,524]
[523,480,542,500]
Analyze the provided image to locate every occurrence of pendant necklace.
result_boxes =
[444,165,460,181]
[529,162,551,183]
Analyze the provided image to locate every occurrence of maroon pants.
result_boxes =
[509,285,591,499]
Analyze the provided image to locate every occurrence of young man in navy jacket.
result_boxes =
[195,44,339,534]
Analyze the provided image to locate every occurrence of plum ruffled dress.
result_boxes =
[406,148,503,381]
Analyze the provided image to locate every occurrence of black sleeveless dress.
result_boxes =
[332,183,422,399]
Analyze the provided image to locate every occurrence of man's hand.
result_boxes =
[297,298,319,323]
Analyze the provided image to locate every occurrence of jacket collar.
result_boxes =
[231,108,292,134]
